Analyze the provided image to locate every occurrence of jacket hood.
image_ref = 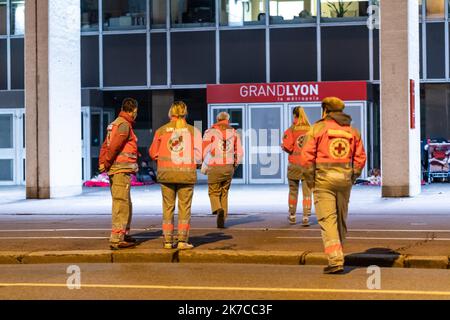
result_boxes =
[119,111,136,127]
[326,112,352,126]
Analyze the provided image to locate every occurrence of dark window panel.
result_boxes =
[81,36,99,88]
[373,29,379,81]
[11,38,24,89]
[171,31,215,85]
[426,22,445,79]
[151,33,167,85]
[321,26,369,81]
[103,34,147,87]
[0,39,7,90]
[220,29,266,83]
[270,28,317,82]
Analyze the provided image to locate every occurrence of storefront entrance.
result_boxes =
[207,81,369,184]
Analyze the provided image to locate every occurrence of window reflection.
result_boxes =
[320,0,369,22]
[171,0,215,28]
[269,0,317,24]
[81,0,99,31]
[0,0,7,35]
[220,0,266,26]
[427,0,444,20]
[151,0,166,29]
[103,0,147,31]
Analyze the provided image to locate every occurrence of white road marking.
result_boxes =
[277,236,450,241]
[1,228,450,233]
[0,282,449,297]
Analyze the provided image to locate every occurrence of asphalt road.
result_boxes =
[0,263,450,300]
[1,214,450,256]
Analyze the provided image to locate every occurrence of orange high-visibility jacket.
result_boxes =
[149,118,202,184]
[300,113,367,188]
[282,124,311,166]
[99,112,139,175]
[202,120,244,167]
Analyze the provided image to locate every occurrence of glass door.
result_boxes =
[0,109,24,185]
[209,105,246,184]
[248,104,284,184]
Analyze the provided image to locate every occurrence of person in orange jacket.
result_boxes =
[300,97,367,274]
[202,112,244,228]
[281,106,312,227]
[99,98,139,250]
[149,101,202,250]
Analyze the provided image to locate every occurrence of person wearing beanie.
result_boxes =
[300,97,367,274]
[149,101,202,250]
[281,106,313,227]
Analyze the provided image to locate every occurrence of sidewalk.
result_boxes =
[0,184,450,269]
[1,183,450,215]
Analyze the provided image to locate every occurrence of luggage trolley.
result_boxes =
[426,141,450,183]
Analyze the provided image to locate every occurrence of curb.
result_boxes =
[0,250,449,269]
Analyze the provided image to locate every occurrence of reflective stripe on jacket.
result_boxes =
[106,114,139,175]
[300,115,367,188]
[202,120,244,167]
[149,119,202,184]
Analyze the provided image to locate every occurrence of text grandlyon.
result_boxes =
[240,84,319,98]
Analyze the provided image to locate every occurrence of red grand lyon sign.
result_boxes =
[207,81,368,104]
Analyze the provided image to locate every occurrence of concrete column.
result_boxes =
[25,0,82,199]
[380,0,421,197]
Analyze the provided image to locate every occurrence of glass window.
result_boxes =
[0,114,13,149]
[81,0,99,31]
[427,0,444,20]
[10,0,25,35]
[0,39,6,90]
[11,38,24,89]
[220,29,266,83]
[321,26,369,81]
[270,28,317,81]
[151,0,166,29]
[0,0,6,35]
[0,160,13,181]
[320,0,369,22]
[171,31,215,84]
[269,0,317,24]
[103,34,147,86]
[103,0,147,31]
[171,0,215,28]
[81,36,99,88]
[150,33,167,85]
[427,23,445,79]
[220,0,266,26]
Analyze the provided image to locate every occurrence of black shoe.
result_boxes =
[217,209,225,229]
[212,210,218,215]
[323,265,345,275]
[124,235,137,243]
[110,241,137,250]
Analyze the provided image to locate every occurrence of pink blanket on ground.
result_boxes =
[83,173,154,187]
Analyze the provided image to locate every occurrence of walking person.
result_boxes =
[202,112,243,228]
[149,101,202,250]
[99,98,140,250]
[281,106,312,227]
[300,97,367,274]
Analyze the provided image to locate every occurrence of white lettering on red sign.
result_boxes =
[239,84,319,101]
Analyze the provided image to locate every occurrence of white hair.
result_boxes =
[217,112,230,121]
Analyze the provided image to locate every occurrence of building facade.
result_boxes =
[0,0,448,185]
